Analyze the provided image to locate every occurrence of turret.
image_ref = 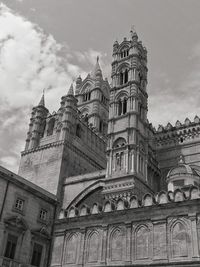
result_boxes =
[75,75,82,95]
[60,84,78,140]
[26,93,48,150]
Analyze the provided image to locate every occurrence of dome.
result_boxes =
[167,164,198,179]
[166,155,200,191]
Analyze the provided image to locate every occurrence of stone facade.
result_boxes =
[0,165,57,267]
[1,27,200,267]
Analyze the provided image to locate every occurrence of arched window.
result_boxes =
[136,226,149,259]
[120,72,123,85]
[64,234,78,264]
[87,232,99,262]
[118,100,122,115]
[172,222,188,258]
[124,69,128,83]
[119,69,129,85]
[47,118,55,136]
[115,152,124,170]
[118,98,127,116]
[110,229,123,261]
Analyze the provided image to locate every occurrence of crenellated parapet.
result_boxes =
[154,116,200,148]
[62,185,200,218]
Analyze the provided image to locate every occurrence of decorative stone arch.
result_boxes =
[63,232,80,264]
[80,80,94,94]
[190,186,200,199]
[66,180,104,209]
[113,137,127,149]
[79,204,90,216]
[108,226,125,262]
[90,202,102,214]
[130,195,139,208]
[174,188,186,202]
[85,229,100,263]
[103,200,115,213]
[142,193,155,207]
[133,224,151,260]
[116,198,127,210]
[67,206,78,218]
[157,190,168,204]
[168,218,191,259]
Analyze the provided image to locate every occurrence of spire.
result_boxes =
[178,154,185,164]
[38,90,45,106]
[67,83,74,96]
[92,56,102,78]
[130,25,138,42]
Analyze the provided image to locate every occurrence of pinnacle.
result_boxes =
[38,91,45,107]
[130,25,138,40]
[67,83,74,96]
[92,56,102,78]
[178,155,185,164]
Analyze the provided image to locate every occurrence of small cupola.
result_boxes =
[166,155,200,191]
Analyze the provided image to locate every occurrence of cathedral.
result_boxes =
[1,28,200,267]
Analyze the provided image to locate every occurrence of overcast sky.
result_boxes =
[1,0,200,172]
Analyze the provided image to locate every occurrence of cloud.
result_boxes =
[0,4,89,172]
[148,42,200,128]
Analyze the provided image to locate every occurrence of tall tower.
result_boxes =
[103,29,154,199]
[75,57,110,136]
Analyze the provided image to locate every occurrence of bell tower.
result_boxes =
[103,28,153,199]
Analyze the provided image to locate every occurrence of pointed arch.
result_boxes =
[64,233,79,264]
[135,225,150,259]
[86,231,100,262]
[171,220,189,258]
[109,227,123,261]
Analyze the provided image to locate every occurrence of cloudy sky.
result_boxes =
[1,0,200,172]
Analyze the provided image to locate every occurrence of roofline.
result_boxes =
[0,165,58,204]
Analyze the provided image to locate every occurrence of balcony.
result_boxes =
[0,257,30,267]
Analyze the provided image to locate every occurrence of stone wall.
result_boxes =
[51,187,200,267]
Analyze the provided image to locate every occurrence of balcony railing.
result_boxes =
[0,257,29,267]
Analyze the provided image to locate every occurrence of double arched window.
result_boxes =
[117,97,127,116]
[120,49,129,59]
[83,92,91,102]
[119,69,128,85]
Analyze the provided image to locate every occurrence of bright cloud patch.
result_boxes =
[0,4,86,172]
[0,4,108,173]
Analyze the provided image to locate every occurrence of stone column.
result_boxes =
[78,229,86,266]
[125,223,132,263]
[190,215,200,258]
[100,226,108,265]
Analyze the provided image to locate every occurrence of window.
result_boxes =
[4,234,18,259]
[31,243,43,267]
[118,98,127,116]
[15,198,24,211]
[83,92,91,102]
[39,209,47,221]
[119,69,129,85]
[120,49,129,59]
[47,118,55,136]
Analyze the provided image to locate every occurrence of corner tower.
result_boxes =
[19,83,107,198]
[75,57,110,136]
[104,29,153,199]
